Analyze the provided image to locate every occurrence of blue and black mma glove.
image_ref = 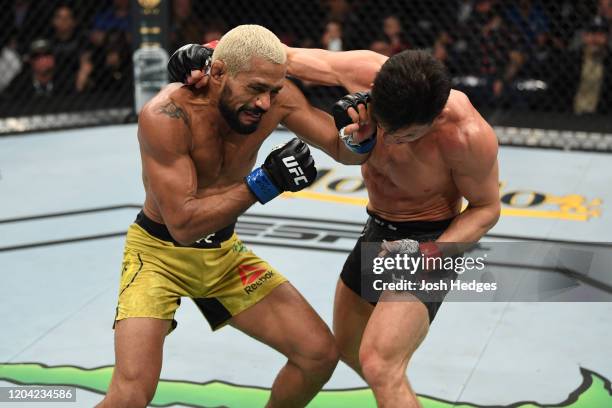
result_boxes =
[245,138,317,204]
[332,91,377,154]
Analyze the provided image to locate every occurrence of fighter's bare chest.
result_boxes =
[365,140,451,193]
[189,131,265,187]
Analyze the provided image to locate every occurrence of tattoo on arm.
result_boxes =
[157,101,190,127]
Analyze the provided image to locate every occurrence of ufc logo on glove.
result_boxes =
[282,156,308,186]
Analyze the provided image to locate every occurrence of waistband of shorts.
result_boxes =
[135,210,236,248]
[366,209,455,233]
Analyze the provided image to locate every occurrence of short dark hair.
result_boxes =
[371,50,451,131]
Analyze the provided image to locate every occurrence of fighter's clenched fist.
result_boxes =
[246,138,317,204]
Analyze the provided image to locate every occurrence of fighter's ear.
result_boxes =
[210,60,226,82]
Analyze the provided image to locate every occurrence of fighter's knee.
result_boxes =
[359,346,404,390]
[107,372,157,407]
[295,332,339,377]
[312,334,340,374]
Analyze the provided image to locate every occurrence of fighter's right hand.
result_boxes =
[245,138,317,204]
[167,41,217,86]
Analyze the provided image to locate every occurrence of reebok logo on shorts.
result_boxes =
[239,265,265,285]
[238,264,274,294]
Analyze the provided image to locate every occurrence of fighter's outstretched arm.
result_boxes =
[284,46,388,93]
[279,80,370,165]
[138,99,257,245]
[168,44,388,93]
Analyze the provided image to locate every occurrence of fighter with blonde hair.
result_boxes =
[98,25,369,408]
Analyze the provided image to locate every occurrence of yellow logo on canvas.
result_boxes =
[499,183,601,221]
[282,170,602,222]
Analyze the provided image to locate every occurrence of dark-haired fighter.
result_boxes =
[288,47,501,408]
[171,45,500,407]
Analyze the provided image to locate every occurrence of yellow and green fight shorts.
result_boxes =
[114,211,287,333]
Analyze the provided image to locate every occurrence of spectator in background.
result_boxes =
[505,0,549,47]
[437,1,474,68]
[320,0,350,22]
[455,0,476,25]
[403,0,442,50]
[4,38,74,101]
[9,0,53,55]
[75,51,94,93]
[509,30,566,111]
[86,0,132,97]
[519,31,563,79]
[435,1,479,73]
[50,4,86,85]
[77,30,132,103]
[433,31,452,64]
[598,0,612,23]
[498,2,564,111]
[321,20,343,51]
[442,0,525,107]
[319,0,366,50]
[597,0,612,48]
[369,36,393,57]
[382,15,409,54]
[90,0,132,49]
[479,4,525,106]
[170,0,203,52]
[0,29,22,93]
[570,17,611,115]
[547,1,592,47]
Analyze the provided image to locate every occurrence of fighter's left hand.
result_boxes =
[333,91,377,154]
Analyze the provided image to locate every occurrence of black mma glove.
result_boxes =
[245,138,317,204]
[167,41,218,83]
[332,91,376,154]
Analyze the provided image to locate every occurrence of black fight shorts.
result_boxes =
[341,210,458,323]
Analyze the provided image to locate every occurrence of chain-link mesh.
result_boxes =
[183,0,611,118]
[0,0,134,120]
[1,0,611,135]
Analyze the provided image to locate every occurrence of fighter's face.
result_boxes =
[219,57,286,135]
[380,123,432,144]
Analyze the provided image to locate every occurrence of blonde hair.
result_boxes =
[212,24,286,76]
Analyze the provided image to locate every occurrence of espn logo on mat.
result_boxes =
[238,264,274,294]
[282,156,309,186]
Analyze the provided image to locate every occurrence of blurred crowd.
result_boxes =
[281,0,612,115]
[0,0,134,114]
[0,0,611,116]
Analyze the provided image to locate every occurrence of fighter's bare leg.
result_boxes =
[97,318,171,408]
[332,279,373,377]
[230,282,339,408]
[359,291,430,408]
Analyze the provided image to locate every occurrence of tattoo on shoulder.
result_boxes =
[157,101,190,127]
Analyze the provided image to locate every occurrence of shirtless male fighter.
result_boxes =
[170,42,501,407]
[98,25,370,408]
